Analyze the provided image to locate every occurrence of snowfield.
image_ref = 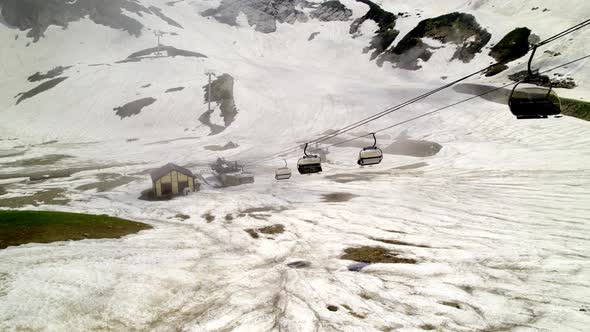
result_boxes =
[1,0,590,331]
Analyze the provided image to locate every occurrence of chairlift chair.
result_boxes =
[508,45,562,119]
[297,143,322,175]
[275,159,292,180]
[358,133,383,166]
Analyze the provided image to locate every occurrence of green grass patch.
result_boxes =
[245,224,285,239]
[341,246,417,264]
[0,210,151,249]
[562,98,590,121]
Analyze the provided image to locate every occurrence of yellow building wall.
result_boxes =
[155,179,162,196]
[153,171,195,197]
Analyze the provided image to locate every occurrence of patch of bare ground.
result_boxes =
[371,238,430,248]
[76,174,138,192]
[341,246,417,264]
[245,224,285,239]
[321,192,356,202]
[259,224,284,234]
[175,213,190,220]
[202,212,215,223]
[326,305,338,312]
[3,154,71,167]
[240,206,287,214]
[420,324,436,330]
[245,229,259,239]
[238,206,287,220]
[441,301,461,309]
[341,304,366,319]
[138,189,173,201]
[0,189,69,208]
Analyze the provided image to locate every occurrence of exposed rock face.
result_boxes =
[28,66,72,82]
[485,27,531,76]
[165,87,185,93]
[310,1,352,21]
[15,77,68,105]
[0,0,148,41]
[508,71,577,89]
[379,12,491,70]
[113,97,157,119]
[0,0,182,41]
[349,0,399,60]
[200,74,238,135]
[489,27,531,63]
[148,5,183,28]
[202,0,351,33]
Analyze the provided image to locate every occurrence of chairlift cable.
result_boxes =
[259,53,590,163]
[243,19,590,165]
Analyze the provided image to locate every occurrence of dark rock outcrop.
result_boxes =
[379,12,491,70]
[310,1,352,21]
[165,87,185,93]
[508,71,577,89]
[200,74,238,135]
[0,0,184,41]
[148,5,183,28]
[485,27,532,76]
[349,0,399,59]
[27,66,72,82]
[489,27,531,64]
[202,0,351,33]
[0,0,150,41]
[15,77,68,105]
[308,32,320,41]
[113,97,157,119]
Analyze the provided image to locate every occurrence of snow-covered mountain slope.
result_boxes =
[0,0,588,144]
[1,1,590,331]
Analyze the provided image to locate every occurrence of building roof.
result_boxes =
[150,163,194,182]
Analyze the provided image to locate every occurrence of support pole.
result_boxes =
[205,71,215,112]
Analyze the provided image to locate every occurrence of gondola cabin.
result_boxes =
[151,163,196,198]
[509,86,561,119]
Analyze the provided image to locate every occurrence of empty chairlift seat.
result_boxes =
[508,44,561,119]
[358,147,383,166]
[509,86,561,119]
[275,160,292,180]
[298,143,322,175]
[297,155,322,174]
[357,133,383,166]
